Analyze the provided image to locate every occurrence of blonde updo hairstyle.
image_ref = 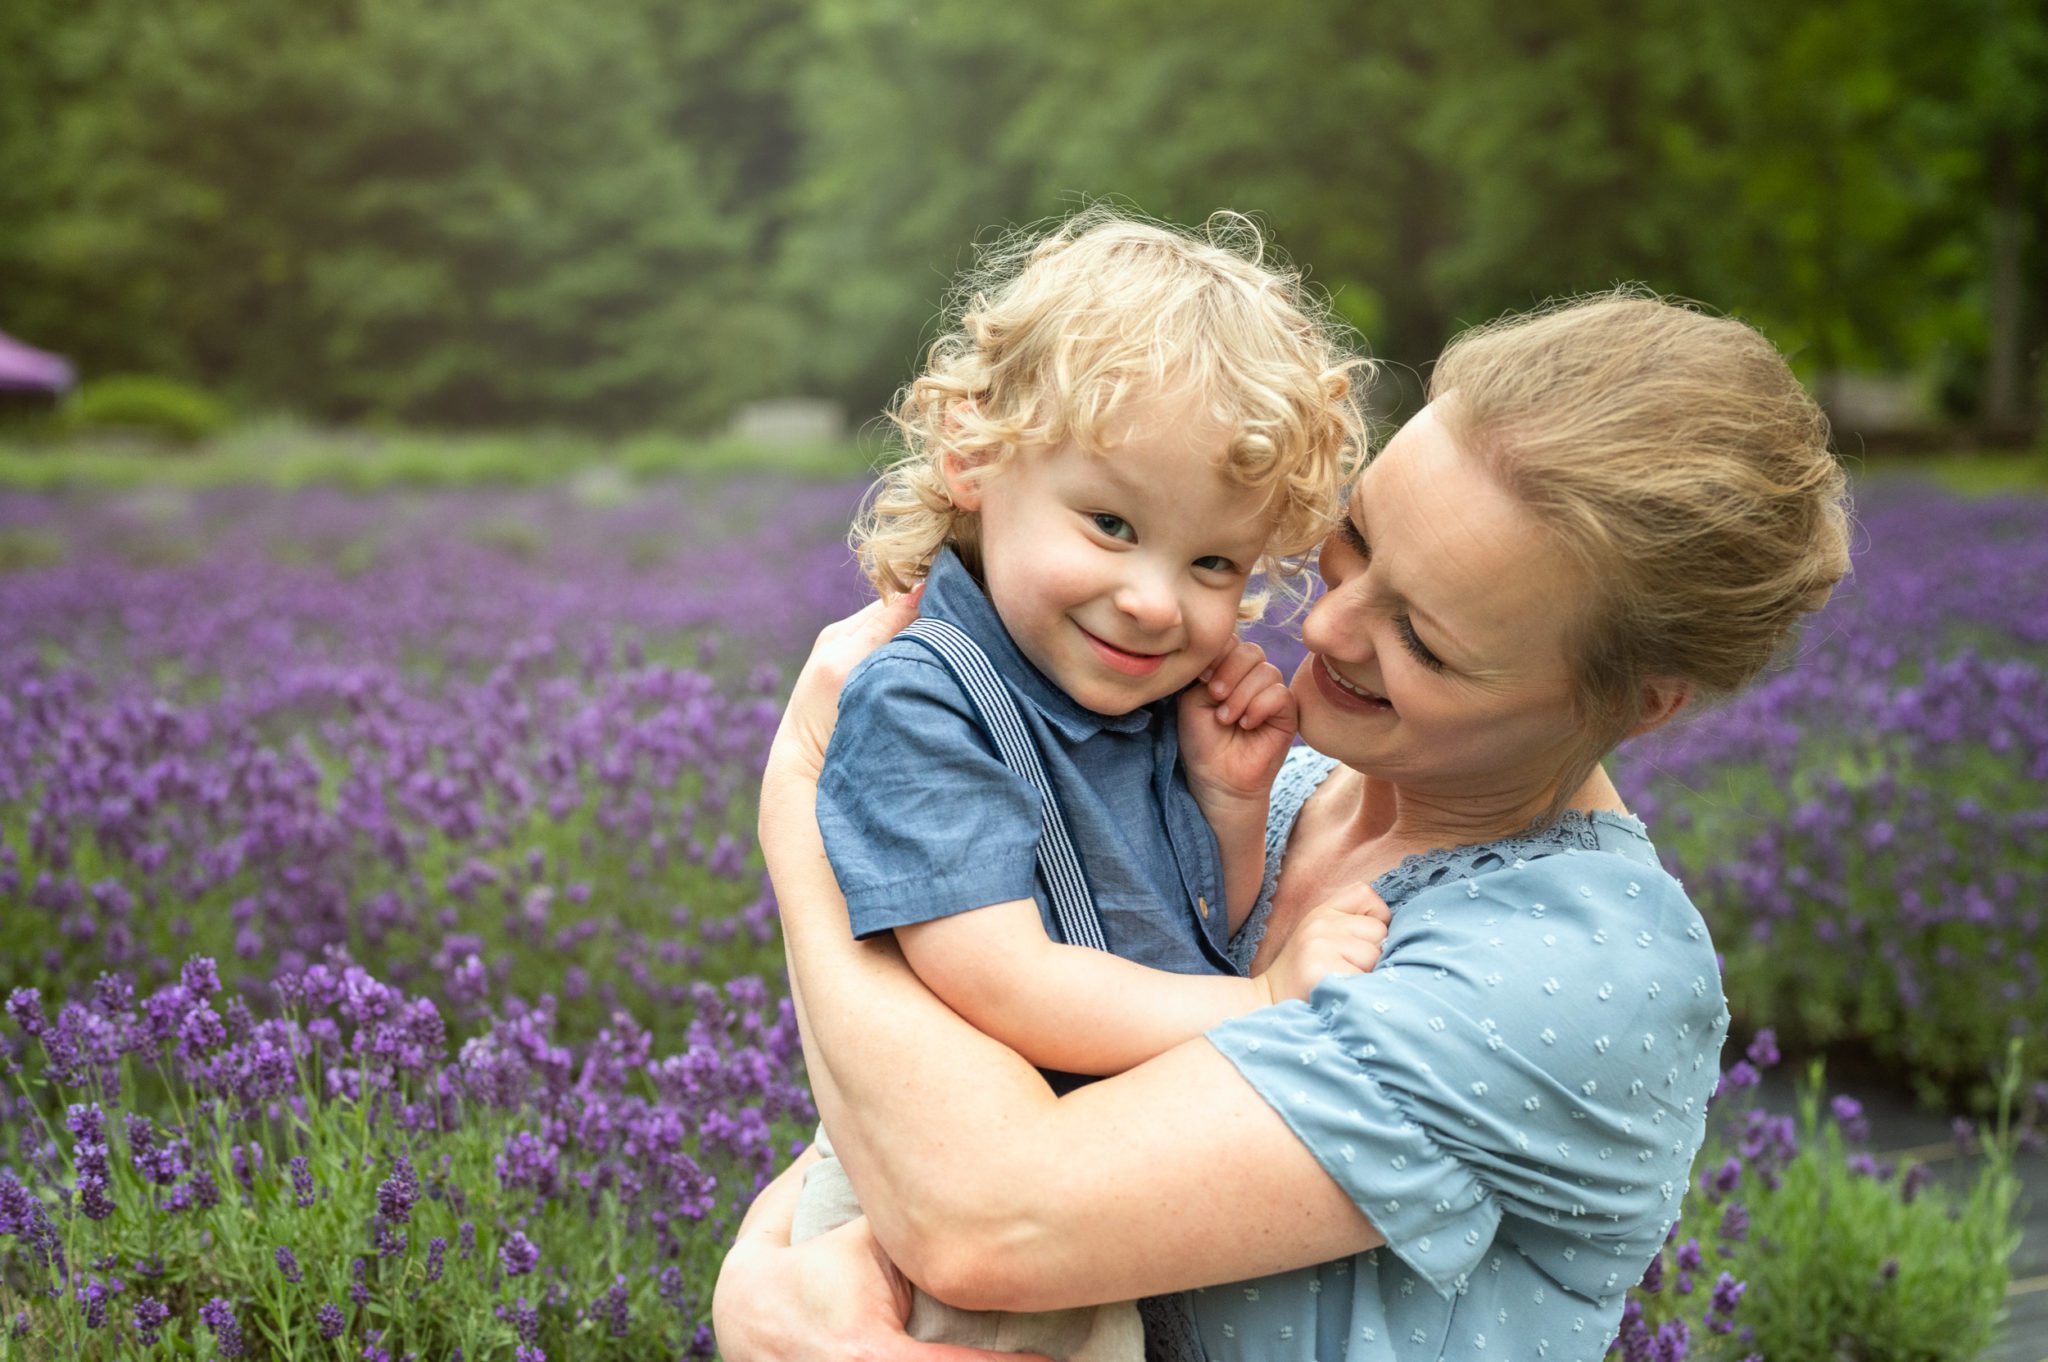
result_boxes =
[1427,289,1852,809]
[855,206,1366,617]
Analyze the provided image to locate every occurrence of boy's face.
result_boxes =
[947,390,1273,716]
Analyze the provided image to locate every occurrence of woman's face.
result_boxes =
[1292,402,1591,810]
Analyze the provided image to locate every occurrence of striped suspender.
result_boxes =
[897,617,1110,953]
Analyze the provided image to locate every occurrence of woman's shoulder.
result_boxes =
[1385,840,1715,981]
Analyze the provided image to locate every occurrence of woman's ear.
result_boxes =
[1627,677,1693,739]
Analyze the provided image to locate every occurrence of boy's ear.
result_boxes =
[1626,677,1692,739]
[939,448,984,512]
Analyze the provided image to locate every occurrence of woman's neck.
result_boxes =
[1329,762,1627,861]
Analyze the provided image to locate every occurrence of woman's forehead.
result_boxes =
[1356,411,1584,658]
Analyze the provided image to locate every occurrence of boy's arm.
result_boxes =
[896,891,1387,1076]
[1178,640,1298,933]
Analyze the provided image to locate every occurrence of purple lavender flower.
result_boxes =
[78,1276,111,1330]
[1830,1094,1871,1143]
[0,1173,67,1278]
[377,1154,420,1223]
[499,1230,540,1278]
[289,1155,316,1208]
[133,1297,170,1346]
[66,1103,115,1221]
[316,1303,346,1340]
[1650,1317,1691,1362]
[1718,1200,1750,1243]
[425,1237,447,1283]
[199,1297,245,1358]
[598,1275,630,1336]
[1705,1272,1747,1334]
[498,1296,540,1345]
[459,1221,477,1259]
[275,1247,303,1284]
[496,1132,559,1197]
[1743,1030,1778,1069]
[5,988,46,1037]
[1637,1252,1665,1293]
[181,957,221,1000]
[1900,1162,1935,1204]
[350,1258,370,1306]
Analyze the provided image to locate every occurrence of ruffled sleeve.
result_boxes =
[1207,849,1728,1300]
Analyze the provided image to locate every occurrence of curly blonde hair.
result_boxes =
[853,206,1365,617]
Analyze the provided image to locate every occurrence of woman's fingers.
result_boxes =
[772,589,927,781]
[711,1214,1051,1362]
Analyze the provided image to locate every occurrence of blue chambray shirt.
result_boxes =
[816,547,1236,980]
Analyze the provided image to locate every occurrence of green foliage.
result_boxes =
[0,0,2041,431]
[62,375,230,445]
[0,422,867,492]
[0,528,64,572]
[1643,1055,2025,1361]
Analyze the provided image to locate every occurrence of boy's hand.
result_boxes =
[1179,639,1298,808]
[1253,884,1391,1005]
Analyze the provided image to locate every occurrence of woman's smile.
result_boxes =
[1312,654,1393,711]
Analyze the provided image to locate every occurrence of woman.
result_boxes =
[716,290,1851,1361]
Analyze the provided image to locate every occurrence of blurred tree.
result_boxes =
[0,0,807,430]
[0,0,2036,435]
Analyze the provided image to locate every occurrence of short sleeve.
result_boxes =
[1207,851,1727,1300]
[816,652,1044,939]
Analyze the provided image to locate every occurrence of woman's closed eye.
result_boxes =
[1337,517,1369,557]
[1395,613,1444,671]
[1091,512,1135,541]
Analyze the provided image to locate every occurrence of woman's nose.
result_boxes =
[1301,584,1371,660]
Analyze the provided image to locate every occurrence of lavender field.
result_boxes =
[1,472,2043,1360]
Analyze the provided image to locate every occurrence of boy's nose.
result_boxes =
[1113,578,1181,634]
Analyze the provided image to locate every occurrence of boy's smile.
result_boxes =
[945,388,1276,716]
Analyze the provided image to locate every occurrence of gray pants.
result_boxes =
[791,1124,1144,1362]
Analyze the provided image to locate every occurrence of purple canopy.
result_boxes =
[0,330,76,393]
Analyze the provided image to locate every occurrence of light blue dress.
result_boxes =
[1164,749,1729,1362]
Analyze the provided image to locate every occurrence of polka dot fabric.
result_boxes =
[1180,751,1729,1361]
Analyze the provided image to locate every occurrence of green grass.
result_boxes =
[0,418,874,491]
[1852,446,2048,497]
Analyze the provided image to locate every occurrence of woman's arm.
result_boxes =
[714,1148,1040,1362]
[761,612,1384,1311]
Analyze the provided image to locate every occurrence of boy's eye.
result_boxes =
[1193,554,1239,574]
[1091,513,1135,541]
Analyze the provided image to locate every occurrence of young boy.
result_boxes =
[791,209,1376,1359]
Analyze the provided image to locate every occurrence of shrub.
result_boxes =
[1609,1035,2029,1362]
[64,377,231,446]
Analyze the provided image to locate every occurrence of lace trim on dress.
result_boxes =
[1229,749,1654,968]
[1370,805,1649,909]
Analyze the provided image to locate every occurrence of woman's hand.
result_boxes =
[767,588,924,791]
[1178,638,1298,810]
[713,1214,1045,1362]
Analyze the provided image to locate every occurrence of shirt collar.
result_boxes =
[920,546,1156,739]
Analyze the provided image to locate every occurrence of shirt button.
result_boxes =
[1198,896,1210,919]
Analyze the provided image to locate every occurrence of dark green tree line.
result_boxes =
[0,0,2038,434]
